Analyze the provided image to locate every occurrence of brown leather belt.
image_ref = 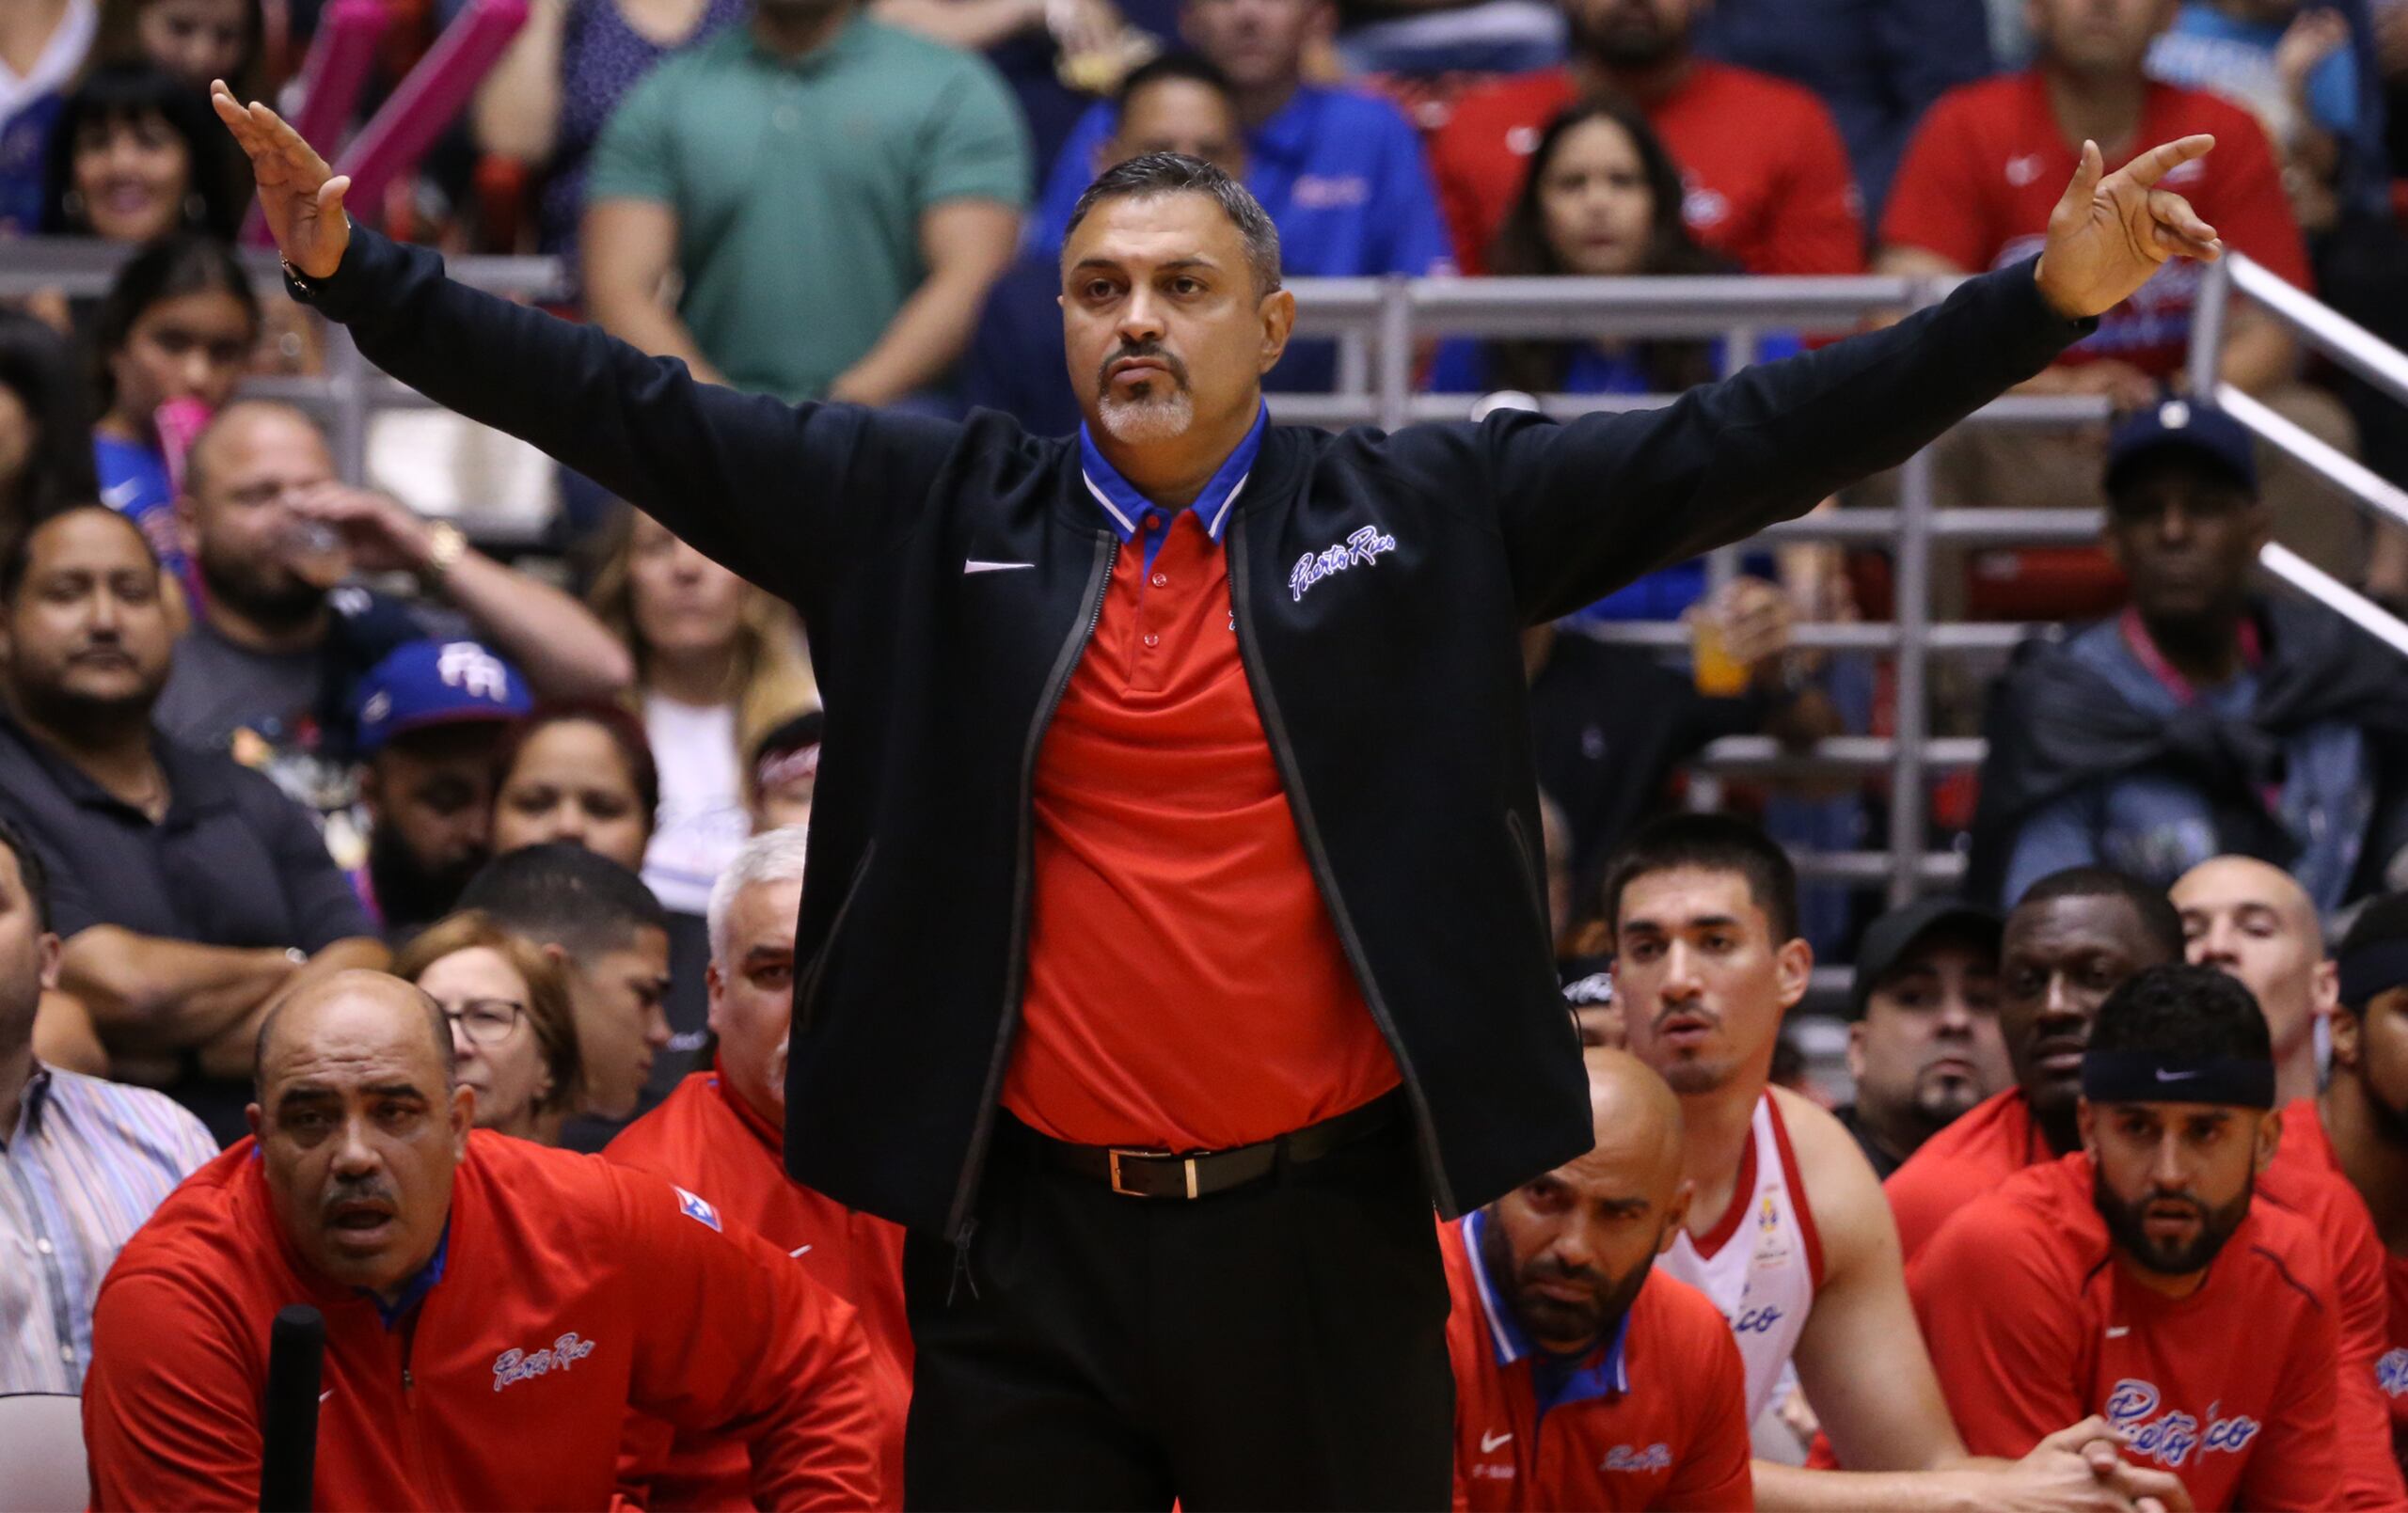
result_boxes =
[1024,1092,1404,1200]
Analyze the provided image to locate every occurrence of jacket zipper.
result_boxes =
[397,1316,438,1502]
[943,531,1118,1257]
[1226,518,1457,1215]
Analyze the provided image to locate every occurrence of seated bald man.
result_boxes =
[81,970,880,1511]
[2173,856,2337,1109]
[1445,1048,1754,1510]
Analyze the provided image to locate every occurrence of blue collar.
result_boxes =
[1077,404,1266,544]
[1465,1208,1633,1414]
[361,1219,451,1331]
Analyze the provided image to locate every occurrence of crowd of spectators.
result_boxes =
[5,0,2408,1505]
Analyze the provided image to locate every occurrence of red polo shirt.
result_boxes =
[1004,417,1402,1151]
[606,1067,912,1507]
[1911,1154,2342,1512]
[1442,1214,1753,1511]
[1428,61,1864,277]
[1881,71,2309,378]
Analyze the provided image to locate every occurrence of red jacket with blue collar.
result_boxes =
[1443,1213,1753,1510]
[84,1129,881,1510]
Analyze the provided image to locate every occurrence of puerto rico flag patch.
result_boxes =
[674,1185,722,1232]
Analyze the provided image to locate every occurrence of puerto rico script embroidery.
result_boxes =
[2103,1379,2261,1467]
[493,1332,598,1392]
[1289,526,1397,602]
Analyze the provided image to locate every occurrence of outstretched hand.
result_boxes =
[210,80,352,280]
[2034,134,2223,322]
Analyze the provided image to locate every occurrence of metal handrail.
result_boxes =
[2188,253,2408,661]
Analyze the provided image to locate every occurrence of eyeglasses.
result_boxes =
[441,999,527,1048]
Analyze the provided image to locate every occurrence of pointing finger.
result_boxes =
[2119,133,2215,189]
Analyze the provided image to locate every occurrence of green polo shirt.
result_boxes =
[587,17,1029,402]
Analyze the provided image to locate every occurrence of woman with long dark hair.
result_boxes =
[1432,96,1753,399]
[39,63,246,243]
[87,232,260,580]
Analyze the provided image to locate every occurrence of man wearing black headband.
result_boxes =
[1884,871,2408,1505]
[1910,964,2345,1511]
[2267,890,2408,1463]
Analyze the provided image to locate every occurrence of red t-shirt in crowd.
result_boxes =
[1006,480,1401,1151]
[1428,62,1865,277]
[1887,1088,2406,1506]
[1911,1154,2342,1512]
[2270,1096,2408,1437]
[1442,1213,1753,1511]
[83,1132,880,1511]
[606,1066,913,1506]
[1880,72,2309,378]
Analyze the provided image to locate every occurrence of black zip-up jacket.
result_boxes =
[293,229,2089,1237]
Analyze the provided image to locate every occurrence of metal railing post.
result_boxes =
[1707,326,1762,594]
[1376,275,1413,433]
[325,322,372,486]
[1891,443,1937,908]
[2188,258,2232,401]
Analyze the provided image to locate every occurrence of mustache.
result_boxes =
[1098,341,1189,392]
[1652,1002,1719,1032]
[2142,1190,2206,1220]
[1518,1253,1607,1293]
[322,1175,399,1216]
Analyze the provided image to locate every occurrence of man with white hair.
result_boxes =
[606,827,911,1505]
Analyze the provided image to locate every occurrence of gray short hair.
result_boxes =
[708,826,812,969]
[1063,152,1283,295]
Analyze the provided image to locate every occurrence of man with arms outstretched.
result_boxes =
[216,80,2227,1508]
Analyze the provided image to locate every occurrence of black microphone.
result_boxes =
[260,1303,325,1512]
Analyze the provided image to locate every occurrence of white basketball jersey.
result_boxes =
[1658,1092,1825,1420]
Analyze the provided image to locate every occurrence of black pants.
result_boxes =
[901,1114,1453,1511]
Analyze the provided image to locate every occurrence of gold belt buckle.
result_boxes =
[1108,1148,1200,1199]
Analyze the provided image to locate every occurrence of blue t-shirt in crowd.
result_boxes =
[2150,3,2358,139]
[1029,84,1453,393]
[2002,617,2375,909]
[94,433,194,583]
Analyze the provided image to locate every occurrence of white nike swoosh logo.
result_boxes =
[963,559,1035,575]
[101,480,142,509]
[2154,1068,2203,1082]
[789,1244,813,1257]
[319,1390,333,1403]
[1481,1430,1513,1453]
[2106,1326,2131,1338]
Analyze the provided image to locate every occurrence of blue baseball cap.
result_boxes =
[353,639,531,756]
[2103,397,2258,497]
